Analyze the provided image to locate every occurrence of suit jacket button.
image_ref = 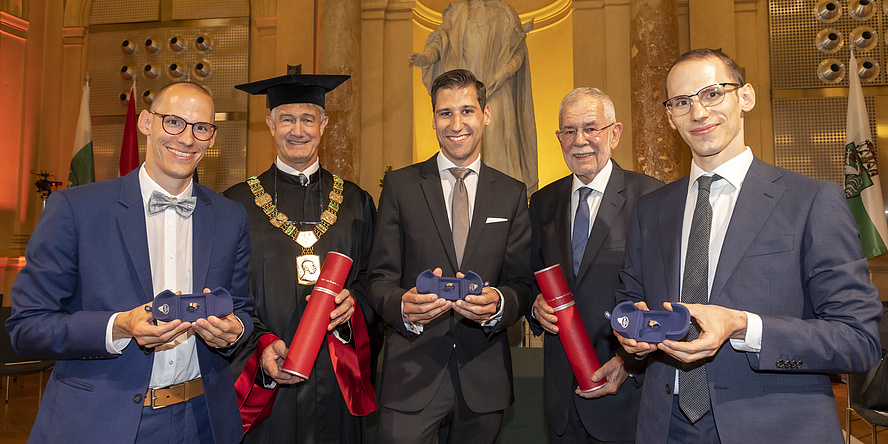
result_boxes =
[133,393,143,403]
[665,384,672,395]
[776,360,784,368]
[445,331,453,338]
[797,360,803,368]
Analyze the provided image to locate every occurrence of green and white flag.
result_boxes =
[68,79,94,187]
[844,54,888,258]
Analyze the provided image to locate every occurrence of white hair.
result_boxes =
[558,87,616,128]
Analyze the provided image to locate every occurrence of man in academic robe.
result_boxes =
[225,74,377,443]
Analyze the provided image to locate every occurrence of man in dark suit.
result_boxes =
[529,87,661,443]
[616,48,882,443]
[367,68,532,443]
[6,82,253,444]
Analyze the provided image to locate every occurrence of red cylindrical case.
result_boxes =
[535,264,606,392]
[281,251,353,378]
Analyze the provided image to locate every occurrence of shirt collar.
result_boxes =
[275,157,320,179]
[139,164,194,203]
[688,147,753,192]
[437,152,481,175]
[571,158,613,196]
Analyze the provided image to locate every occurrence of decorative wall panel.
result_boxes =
[89,0,160,25]
[87,1,249,192]
[773,96,878,184]
[770,0,887,88]
[171,0,250,20]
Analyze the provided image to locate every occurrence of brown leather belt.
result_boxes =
[144,377,204,409]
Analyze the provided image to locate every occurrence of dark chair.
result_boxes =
[846,371,888,444]
[846,301,888,444]
[0,305,54,403]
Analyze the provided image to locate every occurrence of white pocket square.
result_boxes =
[486,217,508,223]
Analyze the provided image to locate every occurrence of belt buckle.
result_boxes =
[147,386,161,410]
[148,382,185,409]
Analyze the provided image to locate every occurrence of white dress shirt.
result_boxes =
[570,159,614,239]
[402,153,504,334]
[674,148,763,392]
[276,156,320,179]
[438,153,481,225]
[105,165,202,388]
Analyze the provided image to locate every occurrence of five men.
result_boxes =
[616,48,882,443]
[7,49,884,444]
[225,74,377,443]
[367,68,533,443]
[7,82,253,444]
[530,87,661,443]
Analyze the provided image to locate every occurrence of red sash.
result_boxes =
[235,304,377,434]
[235,333,281,434]
[328,303,377,416]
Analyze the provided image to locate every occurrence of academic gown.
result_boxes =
[225,164,376,444]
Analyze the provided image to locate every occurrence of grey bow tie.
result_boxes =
[147,190,197,219]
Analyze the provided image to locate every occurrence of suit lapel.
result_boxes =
[710,159,784,304]
[577,164,626,278]
[116,171,154,303]
[463,163,495,272]
[191,184,214,292]
[419,157,460,270]
[658,177,689,303]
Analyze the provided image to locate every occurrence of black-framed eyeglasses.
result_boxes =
[557,122,615,143]
[149,111,218,141]
[663,83,742,116]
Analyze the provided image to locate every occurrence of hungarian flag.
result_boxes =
[843,54,888,258]
[68,79,94,187]
[119,82,140,176]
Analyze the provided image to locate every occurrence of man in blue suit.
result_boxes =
[6,82,253,444]
[616,48,882,443]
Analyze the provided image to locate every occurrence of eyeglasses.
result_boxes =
[663,83,742,116]
[557,122,615,143]
[149,111,218,141]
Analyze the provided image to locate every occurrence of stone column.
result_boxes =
[382,1,414,174]
[629,0,682,183]
[316,0,361,183]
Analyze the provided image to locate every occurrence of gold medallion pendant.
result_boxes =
[297,254,321,285]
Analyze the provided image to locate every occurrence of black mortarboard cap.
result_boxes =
[234,74,350,109]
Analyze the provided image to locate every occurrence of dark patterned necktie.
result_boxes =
[298,173,308,187]
[571,187,593,276]
[449,168,471,267]
[678,174,720,423]
[147,190,197,219]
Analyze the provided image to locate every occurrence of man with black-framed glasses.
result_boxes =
[529,87,661,443]
[615,48,882,444]
[7,81,254,444]
[224,74,378,443]
[147,111,218,141]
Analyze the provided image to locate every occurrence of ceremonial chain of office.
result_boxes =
[247,174,344,284]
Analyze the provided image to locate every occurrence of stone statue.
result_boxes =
[410,0,539,193]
